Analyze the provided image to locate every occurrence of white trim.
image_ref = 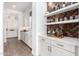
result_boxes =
[46,19,79,25]
[45,3,79,17]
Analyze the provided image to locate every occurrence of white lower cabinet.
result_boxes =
[39,37,50,56]
[78,47,79,56]
[39,36,76,56]
[25,32,32,48]
[20,31,32,48]
[20,32,25,42]
[51,46,74,56]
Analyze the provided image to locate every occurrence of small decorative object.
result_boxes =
[71,2,77,5]
[77,15,79,18]
[75,15,79,19]
[66,2,71,6]
[51,19,54,22]
[62,2,66,7]
[70,16,73,20]
[60,18,62,21]
[58,2,63,9]
[64,17,67,21]
[48,30,51,34]
[55,28,60,37]
[50,19,52,22]
[55,3,59,10]
[47,2,55,12]
[47,20,51,23]
[55,18,58,22]
[52,30,55,36]
[59,25,64,38]
[73,16,75,19]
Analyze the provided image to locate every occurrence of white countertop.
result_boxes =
[39,34,79,46]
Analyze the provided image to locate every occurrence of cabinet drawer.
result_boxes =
[52,46,75,56]
[51,40,75,53]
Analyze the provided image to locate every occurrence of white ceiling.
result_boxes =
[4,2,32,11]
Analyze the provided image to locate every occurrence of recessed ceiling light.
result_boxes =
[12,5,16,8]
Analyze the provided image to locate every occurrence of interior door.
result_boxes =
[6,14,18,38]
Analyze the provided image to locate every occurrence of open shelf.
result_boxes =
[45,3,79,17]
[46,19,79,25]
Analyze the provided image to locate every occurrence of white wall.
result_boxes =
[32,2,37,55]
[0,2,3,56]
[32,2,47,56]
[23,6,32,27]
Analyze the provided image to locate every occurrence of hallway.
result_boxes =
[4,37,32,56]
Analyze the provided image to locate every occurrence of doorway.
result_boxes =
[3,2,32,56]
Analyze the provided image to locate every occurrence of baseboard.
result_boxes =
[6,37,18,39]
[20,40,32,50]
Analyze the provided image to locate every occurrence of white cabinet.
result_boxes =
[39,37,50,56]
[20,31,25,42]
[20,31,32,48]
[39,36,76,56]
[51,40,75,56]
[25,32,29,44]
[77,47,79,56]
[25,32,32,48]
[51,40,75,53]
[51,46,74,56]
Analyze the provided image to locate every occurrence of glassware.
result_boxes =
[66,2,71,6]
[51,19,54,22]
[51,30,55,36]
[64,17,67,21]
[70,16,73,20]
[75,15,79,19]
[60,18,62,21]
[55,18,58,22]
[47,19,51,23]
[59,2,63,9]
[62,3,66,7]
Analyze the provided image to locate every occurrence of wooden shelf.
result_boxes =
[46,19,79,25]
[45,3,79,17]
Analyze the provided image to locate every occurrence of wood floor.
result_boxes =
[4,37,32,56]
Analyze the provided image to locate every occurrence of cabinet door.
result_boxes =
[26,32,32,48]
[51,46,74,56]
[20,32,25,41]
[78,47,79,56]
[25,32,29,44]
[39,37,50,56]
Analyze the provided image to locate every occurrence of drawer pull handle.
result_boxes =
[56,43,64,47]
